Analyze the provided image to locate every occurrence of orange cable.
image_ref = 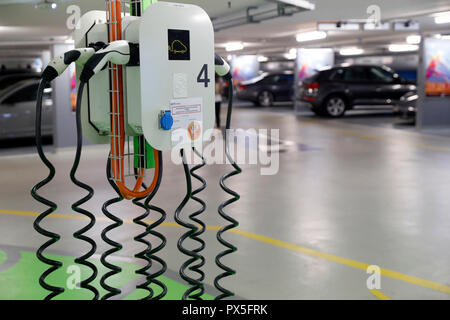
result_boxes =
[108,0,157,200]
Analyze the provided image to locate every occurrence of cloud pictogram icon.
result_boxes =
[169,40,188,54]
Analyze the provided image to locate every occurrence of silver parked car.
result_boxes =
[0,79,52,140]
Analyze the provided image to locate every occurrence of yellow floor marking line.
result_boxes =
[232,228,450,295]
[370,289,391,300]
[331,129,388,142]
[0,209,218,230]
[297,119,319,126]
[1,209,449,295]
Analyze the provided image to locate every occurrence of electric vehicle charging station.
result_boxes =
[138,3,215,151]
[32,0,239,301]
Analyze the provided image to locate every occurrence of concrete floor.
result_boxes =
[0,105,449,300]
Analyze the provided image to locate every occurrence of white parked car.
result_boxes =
[0,79,52,140]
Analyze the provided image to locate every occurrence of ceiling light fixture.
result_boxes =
[318,23,360,31]
[296,30,327,42]
[434,11,450,24]
[388,44,419,52]
[276,0,315,10]
[339,47,364,56]
[435,34,450,40]
[284,53,297,60]
[406,35,421,44]
[363,22,390,30]
[34,1,57,10]
[225,42,244,52]
[284,48,298,60]
[257,56,269,62]
[393,20,419,31]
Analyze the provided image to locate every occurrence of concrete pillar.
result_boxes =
[416,37,450,128]
[40,50,51,72]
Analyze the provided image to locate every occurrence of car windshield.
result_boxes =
[0,81,49,104]
[305,73,320,82]
[368,67,395,83]
[0,84,19,99]
[241,73,269,85]
[0,74,40,91]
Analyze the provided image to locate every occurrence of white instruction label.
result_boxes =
[170,97,203,147]
[173,73,188,98]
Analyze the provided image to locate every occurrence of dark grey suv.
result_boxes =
[298,64,416,117]
[237,72,294,107]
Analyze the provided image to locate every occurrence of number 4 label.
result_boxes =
[197,64,210,88]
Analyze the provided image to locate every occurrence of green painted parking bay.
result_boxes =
[0,250,213,300]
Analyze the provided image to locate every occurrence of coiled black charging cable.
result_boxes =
[70,81,99,299]
[214,77,242,300]
[132,172,154,299]
[100,154,124,299]
[188,148,207,297]
[175,149,206,300]
[31,79,65,300]
[32,43,105,300]
[132,150,167,300]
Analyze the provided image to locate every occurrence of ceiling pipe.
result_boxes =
[212,1,315,32]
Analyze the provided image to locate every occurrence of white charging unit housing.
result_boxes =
[74,11,110,144]
[139,1,215,151]
[74,12,138,143]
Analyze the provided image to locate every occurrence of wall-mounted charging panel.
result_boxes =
[123,17,142,137]
[139,2,215,151]
[74,13,142,143]
[74,11,110,144]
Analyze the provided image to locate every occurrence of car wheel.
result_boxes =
[323,95,346,118]
[258,91,274,107]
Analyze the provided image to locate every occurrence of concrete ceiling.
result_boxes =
[0,0,450,57]
[214,0,450,54]
[0,0,268,42]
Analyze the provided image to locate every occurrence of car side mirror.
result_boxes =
[394,73,408,84]
[393,77,403,84]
